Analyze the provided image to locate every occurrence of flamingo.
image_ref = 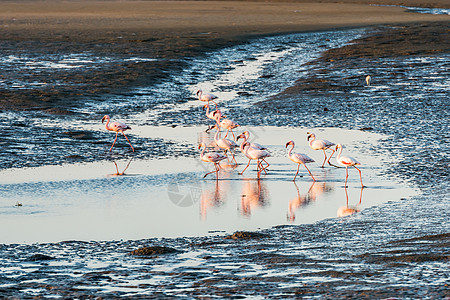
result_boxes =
[203,103,224,121]
[236,131,269,170]
[210,124,238,164]
[365,75,371,86]
[307,132,335,167]
[239,142,271,177]
[286,140,316,182]
[197,89,218,108]
[198,143,227,179]
[335,144,364,187]
[101,115,134,152]
[214,111,240,140]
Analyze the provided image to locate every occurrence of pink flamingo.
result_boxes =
[335,144,364,187]
[239,142,271,177]
[208,124,238,164]
[197,89,218,108]
[286,140,315,182]
[198,142,227,179]
[203,103,225,121]
[236,131,269,170]
[101,115,134,152]
[307,132,335,167]
[214,111,240,140]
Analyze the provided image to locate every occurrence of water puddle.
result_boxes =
[0,127,417,244]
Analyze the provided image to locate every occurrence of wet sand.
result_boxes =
[0,1,449,298]
[0,0,449,111]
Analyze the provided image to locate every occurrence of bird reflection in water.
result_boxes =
[337,186,364,218]
[108,158,133,177]
[287,181,333,222]
[200,180,226,220]
[240,179,269,217]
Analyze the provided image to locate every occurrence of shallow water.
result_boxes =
[0,22,449,298]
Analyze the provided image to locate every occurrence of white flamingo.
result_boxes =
[335,144,364,187]
[198,143,227,179]
[286,140,315,182]
[239,142,271,177]
[236,131,269,170]
[307,132,335,167]
[210,124,238,164]
[197,89,218,108]
[214,111,240,140]
[101,115,134,152]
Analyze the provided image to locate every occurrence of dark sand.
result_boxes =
[0,0,448,112]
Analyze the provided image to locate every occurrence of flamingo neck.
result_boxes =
[197,90,202,100]
[104,118,111,130]
[214,126,221,142]
[200,144,206,158]
[205,104,210,116]
[336,146,343,160]
[308,135,315,147]
[287,143,294,158]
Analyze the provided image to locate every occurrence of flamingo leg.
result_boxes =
[257,160,267,175]
[262,158,270,169]
[321,149,327,168]
[293,163,302,181]
[327,148,335,165]
[353,166,364,187]
[230,130,236,141]
[204,163,220,178]
[224,129,230,138]
[122,158,133,174]
[344,167,349,187]
[303,164,316,182]
[122,132,135,152]
[110,132,119,151]
[239,159,252,175]
[113,161,120,175]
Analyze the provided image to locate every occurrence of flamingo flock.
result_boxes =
[195,90,365,187]
[100,89,366,188]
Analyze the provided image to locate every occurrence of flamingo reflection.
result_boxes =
[200,180,226,220]
[337,187,364,218]
[240,179,269,217]
[287,181,333,222]
[108,158,133,177]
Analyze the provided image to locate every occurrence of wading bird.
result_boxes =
[203,103,223,121]
[236,131,269,170]
[239,142,271,177]
[214,111,240,140]
[335,144,364,187]
[197,89,218,108]
[198,142,227,179]
[286,140,315,182]
[307,132,335,167]
[101,115,134,152]
[209,124,238,164]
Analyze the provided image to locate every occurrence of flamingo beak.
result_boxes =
[101,116,106,123]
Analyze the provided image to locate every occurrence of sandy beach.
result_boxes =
[0,1,449,298]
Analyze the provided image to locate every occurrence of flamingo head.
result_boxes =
[212,110,222,120]
[202,104,208,110]
[307,133,315,141]
[242,142,251,149]
[335,144,343,151]
[196,89,202,97]
[285,140,295,148]
[101,115,109,123]
[205,124,218,133]
[198,143,205,150]
[236,133,245,141]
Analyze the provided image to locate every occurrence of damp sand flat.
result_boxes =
[0,126,416,244]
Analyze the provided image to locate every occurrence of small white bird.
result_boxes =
[365,75,371,86]
[307,132,335,167]
[198,142,227,179]
[286,140,315,182]
[101,115,134,152]
[197,89,218,108]
[335,144,364,187]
